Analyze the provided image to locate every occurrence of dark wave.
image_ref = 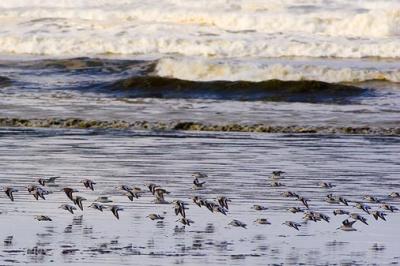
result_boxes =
[103,76,366,103]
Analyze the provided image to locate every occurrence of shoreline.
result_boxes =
[1,117,399,136]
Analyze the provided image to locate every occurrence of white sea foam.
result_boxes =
[0,0,400,82]
[155,57,400,83]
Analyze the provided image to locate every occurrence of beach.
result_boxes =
[1,1,400,265]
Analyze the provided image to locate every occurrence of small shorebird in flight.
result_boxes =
[173,200,187,218]
[212,205,227,215]
[380,204,398,212]
[283,221,301,231]
[298,196,310,209]
[37,176,60,186]
[2,186,18,202]
[254,218,271,225]
[363,195,380,203]
[81,179,96,191]
[59,204,77,214]
[303,211,321,222]
[62,187,78,201]
[116,185,133,193]
[35,215,52,221]
[217,196,230,210]
[337,219,357,231]
[125,190,141,201]
[355,202,371,214]
[26,185,49,200]
[89,202,106,212]
[252,205,268,211]
[228,219,247,228]
[192,177,206,189]
[312,212,330,223]
[281,191,298,198]
[333,209,350,216]
[110,205,123,219]
[95,196,112,203]
[177,217,194,226]
[192,196,204,207]
[147,214,164,220]
[371,211,387,221]
[389,192,400,198]
[154,188,170,204]
[325,194,340,204]
[288,207,303,213]
[72,196,87,211]
[338,196,350,206]
[270,181,284,187]
[349,213,368,225]
[270,171,285,180]
[146,183,158,195]
[318,182,335,188]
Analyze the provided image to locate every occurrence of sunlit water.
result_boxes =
[0,128,399,265]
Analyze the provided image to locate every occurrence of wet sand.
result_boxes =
[1,128,399,265]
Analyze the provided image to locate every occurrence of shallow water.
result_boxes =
[1,128,399,265]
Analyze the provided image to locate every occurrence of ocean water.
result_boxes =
[0,1,400,265]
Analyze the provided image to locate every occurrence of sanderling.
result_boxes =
[270,171,285,180]
[192,177,206,189]
[110,205,123,219]
[192,196,203,207]
[89,202,106,212]
[254,218,271,225]
[217,196,231,210]
[95,196,112,203]
[81,179,96,191]
[333,209,350,216]
[281,191,298,198]
[389,192,400,198]
[318,182,335,188]
[37,176,59,186]
[35,215,52,221]
[26,185,49,200]
[228,219,247,228]
[380,204,398,212]
[173,200,187,218]
[372,211,387,221]
[177,218,194,226]
[298,196,310,209]
[252,205,268,211]
[59,204,77,214]
[2,186,18,202]
[270,181,284,187]
[355,202,371,214]
[288,207,303,213]
[147,214,164,220]
[125,190,141,201]
[337,219,357,231]
[349,213,368,225]
[62,187,78,201]
[283,221,301,231]
[363,195,380,203]
[73,196,87,211]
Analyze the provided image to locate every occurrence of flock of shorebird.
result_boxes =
[1,170,399,232]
